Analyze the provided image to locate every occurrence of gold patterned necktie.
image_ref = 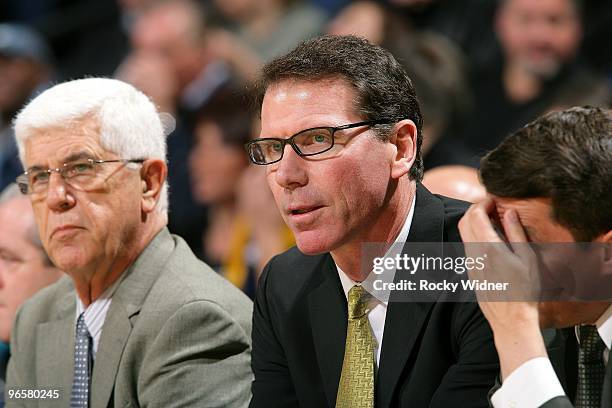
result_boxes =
[336,285,376,408]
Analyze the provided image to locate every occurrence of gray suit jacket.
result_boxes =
[5,228,253,407]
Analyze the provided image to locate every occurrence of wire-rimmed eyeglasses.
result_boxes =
[16,158,145,196]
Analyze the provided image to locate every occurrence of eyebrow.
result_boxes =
[27,151,95,172]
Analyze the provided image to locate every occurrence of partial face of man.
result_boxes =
[0,197,61,342]
[131,3,203,90]
[495,197,610,327]
[261,78,399,255]
[23,118,144,275]
[0,56,43,115]
[496,0,581,77]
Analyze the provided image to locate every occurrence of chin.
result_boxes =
[294,231,337,256]
[51,247,90,272]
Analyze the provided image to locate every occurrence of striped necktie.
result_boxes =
[336,285,376,408]
[70,313,93,407]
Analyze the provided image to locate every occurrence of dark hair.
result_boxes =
[196,87,253,147]
[254,35,424,181]
[480,106,612,242]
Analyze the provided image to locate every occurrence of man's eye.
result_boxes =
[67,162,94,176]
[31,171,50,184]
[0,250,22,264]
[300,132,330,146]
[271,142,283,152]
[313,134,328,143]
[75,163,93,172]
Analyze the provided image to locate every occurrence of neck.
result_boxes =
[584,302,611,325]
[331,180,415,281]
[71,215,166,306]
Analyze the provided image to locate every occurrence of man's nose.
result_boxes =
[45,173,76,211]
[274,144,308,190]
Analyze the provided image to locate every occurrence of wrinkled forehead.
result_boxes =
[23,116,113,168]
[261,77,361,135]
[494,196,556,239]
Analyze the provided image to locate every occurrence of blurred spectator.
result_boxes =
[422,165,486,203]
[120,0,230,113]
[16,0,128,80]
[328,1,471,157]
[579,0,612,78]
[206,0,326,83]
[0,184,63,406]
[451,0,610,167]
[189,90,292,297]
[381,0,499,71]
[0,23,53,191]
[327,1,387,45]
[118,0,233,255]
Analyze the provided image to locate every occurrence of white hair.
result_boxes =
[13,77,169,214]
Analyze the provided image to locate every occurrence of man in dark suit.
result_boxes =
[459,106,611,407]
[246,35,499,408]
[5,78,253,407]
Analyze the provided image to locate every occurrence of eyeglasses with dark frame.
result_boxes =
[244,119,396,165]
[16,158,145,196]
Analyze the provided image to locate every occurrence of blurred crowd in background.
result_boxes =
[0,0,610,298]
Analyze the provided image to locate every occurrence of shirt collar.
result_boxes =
[75,272,125,336]
[337,194,416,305]
[595,303,612,350]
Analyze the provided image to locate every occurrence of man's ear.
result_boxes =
[390,119,418,179]
[140,159,167,214]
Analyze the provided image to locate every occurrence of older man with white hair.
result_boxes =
[4,78,253,407]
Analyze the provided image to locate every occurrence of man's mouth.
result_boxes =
[288,206,324,216]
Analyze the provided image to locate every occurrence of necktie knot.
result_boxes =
[578,325,605,363]
[76,313,90,337]
[347,285,369,319]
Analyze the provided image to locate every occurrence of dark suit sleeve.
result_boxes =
[540,396,574,407]
[430,302,500,408]
[250,259,299,408]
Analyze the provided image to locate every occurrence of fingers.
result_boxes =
[502,209,536,264]
[501,209,527,243]
[459,197,502,243]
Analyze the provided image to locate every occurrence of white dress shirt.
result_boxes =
[491,304,612,408]
[336,195,416,368]
[75,275,124,359]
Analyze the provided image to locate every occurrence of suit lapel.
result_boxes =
[545,328,578,400]
[90,228,176,408]
[377,183,445,407]
[602,351,611,408]
[36,290,75,401]
[90,301,132,408]
[308,254,347,407]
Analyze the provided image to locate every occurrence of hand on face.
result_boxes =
[459,196,541,331]
[459,196,547,380]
